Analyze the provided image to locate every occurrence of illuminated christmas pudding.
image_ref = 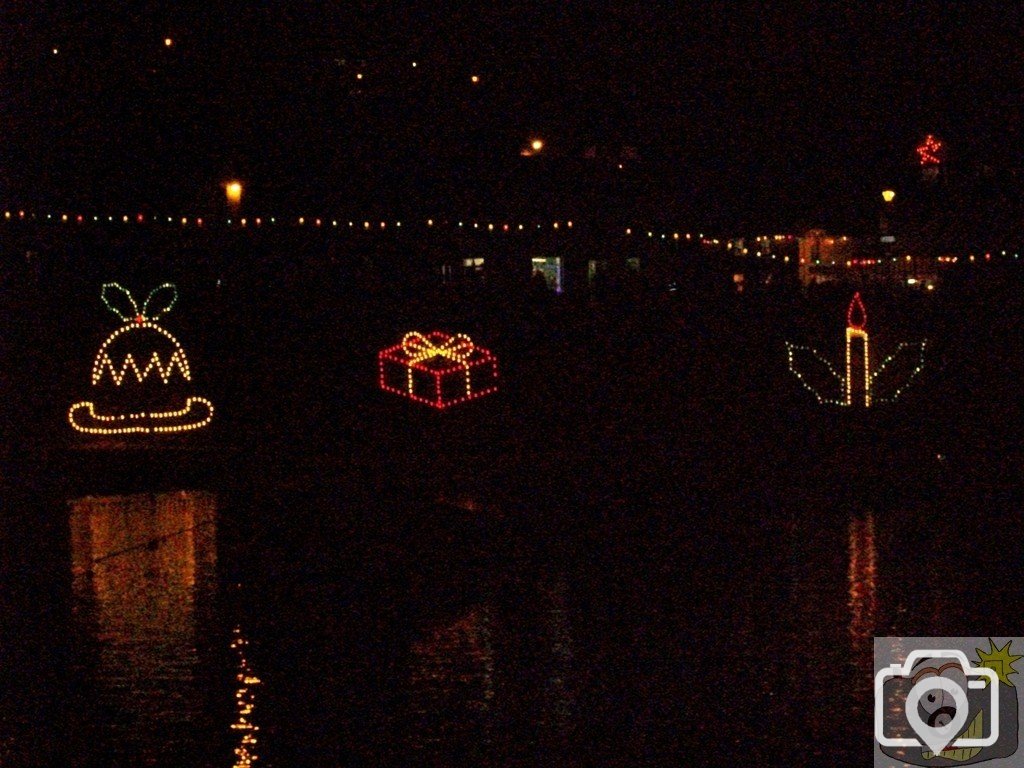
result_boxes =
[68,283,214,434]
[378,331,499,409]
[786,293,926,407]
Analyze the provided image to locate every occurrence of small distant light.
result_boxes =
[256,217,262,225]
[617,163,623,169]
[315,218,321,226]
[52,48,59,55]
[531,139,543,152]
[298,217,305,225]
[164,38,173,47]
[488,223,494,231]
[567,220,573,228]
[553,222,559,229]
[412,61,417,68]
[427,218,434,226]
[364,221,370,228]
[331,220,337,226]
[470,75,480,83]
[625,227,632,235]
[882,189,896,203]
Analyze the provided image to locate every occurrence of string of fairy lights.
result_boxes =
[4,210,1022,265]
[786,293,927,408]
[68,283,214,434]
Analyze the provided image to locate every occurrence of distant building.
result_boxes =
[798,229,858,285]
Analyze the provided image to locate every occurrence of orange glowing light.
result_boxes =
[531,139,543,152]
[225,181,243,205]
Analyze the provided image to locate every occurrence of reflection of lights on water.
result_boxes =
[410,607,495,753]
[848,511,877,648]
[69,491,217,760]
[230,625,261,767]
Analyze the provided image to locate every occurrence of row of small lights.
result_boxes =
[2,210,578,231]
[5,209,1022,260]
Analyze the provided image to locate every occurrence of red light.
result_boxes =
[378,331,499,409]
[847,292,867,330]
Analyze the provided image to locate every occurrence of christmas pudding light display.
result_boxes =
[68,283,214,434]
[786,293,926,407]
[378,330,499,409]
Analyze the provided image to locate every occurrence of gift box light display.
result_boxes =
[786,292,926,407]
[378,331,499,409]
[68,283,214,434]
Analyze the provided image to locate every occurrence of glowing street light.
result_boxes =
[225,181,243,206]
[531,139,544,152]
[882,189,896,203]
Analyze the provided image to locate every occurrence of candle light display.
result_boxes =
[69,283,214,433]
[786,293,926,407]
[378,331,499,409]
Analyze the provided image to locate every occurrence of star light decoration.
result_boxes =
[916,134,944,166]
[378,331,499,409]
[68,283,214,434]
[786,293,926,407]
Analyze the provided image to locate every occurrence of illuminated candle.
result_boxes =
[845,292,870,407]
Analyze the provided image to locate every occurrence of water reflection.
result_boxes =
[848,510,878,656]
[69,490,216,765]
[409,605,496,760]
[230,625,261,768]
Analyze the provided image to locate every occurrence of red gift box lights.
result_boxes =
[378,331,499,409]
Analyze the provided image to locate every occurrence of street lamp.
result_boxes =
[225,181,243,206]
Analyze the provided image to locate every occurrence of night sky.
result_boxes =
[3,2,1022,231]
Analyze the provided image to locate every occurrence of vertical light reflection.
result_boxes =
[848,510,878,647]
[848,510,878,703]
[69,490,216,760]
[542,576,576,734]
[230,625,261,767]
[409,606,495,755]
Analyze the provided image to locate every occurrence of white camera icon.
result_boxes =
[875,649,1000,752]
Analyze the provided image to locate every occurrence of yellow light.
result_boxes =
[164,38,173,47]
[470,75,480,83]
[356,72,363,80]
[531,139,543,152]
[882,189,896,203]
[225,181,243,205]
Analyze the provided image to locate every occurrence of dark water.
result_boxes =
[1,237,1022,766]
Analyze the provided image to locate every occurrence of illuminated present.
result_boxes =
[378,331,499,409]
[68,283,214,434]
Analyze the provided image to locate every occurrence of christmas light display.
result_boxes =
[916,134,943,166]
[230,625,261,768]
[378,331,499,409]
[69,283,214,434]
[786,293,926,407]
